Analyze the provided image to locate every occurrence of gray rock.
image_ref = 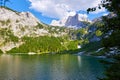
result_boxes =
[51,13,90,28]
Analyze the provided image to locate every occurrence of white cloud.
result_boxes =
[103,13,109,16]
[29,0,105,19]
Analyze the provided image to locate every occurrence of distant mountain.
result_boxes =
[0,7,109,54]
[0,7,71,53]
[51,13,90,28]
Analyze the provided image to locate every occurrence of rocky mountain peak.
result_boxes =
[51,13,90,28]
[0,7,49,38]
[65,14,79,26]
[0,7,40,26]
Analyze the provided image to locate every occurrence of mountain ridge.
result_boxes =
[0,7,70,53]
[51,13,90,28]
[0,7,104,54]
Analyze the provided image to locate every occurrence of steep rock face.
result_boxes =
[0,8,40,26]
[65,14,87,28]
[0,7,48,38]
[0,7,49,53]
[65,14,80,26]
[51,13,90,28]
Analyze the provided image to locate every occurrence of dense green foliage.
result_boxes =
[102,30,120,49]
[8,36,64,53]
[79,41,102,52]
[87,0,120,80]
[65,40,78,50]
[95,30,103,37]
[7,36,79,54]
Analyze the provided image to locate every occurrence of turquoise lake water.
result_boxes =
[0,54,105,80]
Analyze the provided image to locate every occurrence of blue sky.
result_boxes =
[6,0,108,24]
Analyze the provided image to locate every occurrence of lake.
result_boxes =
[0,54,105,80]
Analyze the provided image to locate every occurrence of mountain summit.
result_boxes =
[51,13,90,28]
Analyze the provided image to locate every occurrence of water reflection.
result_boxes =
[77,56,82,67]
[0,54,104,80]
